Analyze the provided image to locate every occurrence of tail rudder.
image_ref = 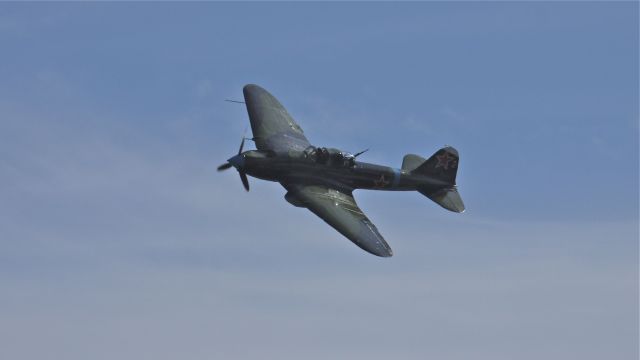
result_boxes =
[412,146,459,184]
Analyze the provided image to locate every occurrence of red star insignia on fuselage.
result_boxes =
[373,174,390,188]
[435,152,457,170]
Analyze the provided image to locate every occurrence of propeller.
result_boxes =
[238,136,245,155]
[217,163,232,171]
[239,171,250,191]
[217,131,250,191]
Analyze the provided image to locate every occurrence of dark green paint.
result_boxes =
[220,84,465,257]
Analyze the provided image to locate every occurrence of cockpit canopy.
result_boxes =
[303,146,356,168]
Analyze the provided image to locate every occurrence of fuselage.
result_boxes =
[231,149,449,192]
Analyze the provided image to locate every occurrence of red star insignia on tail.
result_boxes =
[435,152,457,170]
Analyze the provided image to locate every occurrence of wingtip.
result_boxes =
[243,83,264,94]
[381,249,394,257]
[370,246,393,258]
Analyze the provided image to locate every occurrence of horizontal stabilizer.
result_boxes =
[419,187,465,213]
[401,154,426,172]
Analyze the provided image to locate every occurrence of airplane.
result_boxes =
[218,84,465,257]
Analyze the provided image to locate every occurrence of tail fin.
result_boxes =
[412,146,465,213]
[412,146,459,184]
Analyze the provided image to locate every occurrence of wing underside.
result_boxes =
[283,184,393,257]
[243,84,310,153]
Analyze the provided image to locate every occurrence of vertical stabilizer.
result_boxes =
[413,146,465,213]
[412,146,459,185]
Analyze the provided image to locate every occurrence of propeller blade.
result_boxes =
[239,171,250,191]
[238,137,245,155]
[217,163,232,171]
[237,127,249,155]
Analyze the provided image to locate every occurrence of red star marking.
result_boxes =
[374,174,390,188]
[435,152,457,170]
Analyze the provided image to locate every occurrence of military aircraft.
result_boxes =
[218,84,465,257]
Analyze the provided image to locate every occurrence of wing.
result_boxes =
[283,184,393,257]
[243,84,311,153]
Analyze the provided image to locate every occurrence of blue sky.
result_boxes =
[0,3,637,360]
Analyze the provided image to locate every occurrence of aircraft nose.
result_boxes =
[227,154,245,169]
